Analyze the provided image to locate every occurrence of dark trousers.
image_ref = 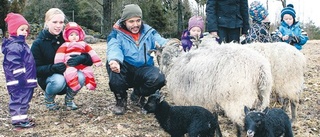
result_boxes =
[106,61,166,97]
[218,27,241,43]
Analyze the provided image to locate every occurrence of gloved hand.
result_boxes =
[292,36,300,43]
[67,54,86,67]
[51,62,66,74]
[181,39,192,52]
[288,36,300,45]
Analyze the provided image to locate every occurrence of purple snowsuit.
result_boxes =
[1,35,37,124]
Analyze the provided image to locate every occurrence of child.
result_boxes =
[181,16,204,52]
[276,4,308,50]
[241,1,272,44]
[54,22,102,91]
[2,13,37,129]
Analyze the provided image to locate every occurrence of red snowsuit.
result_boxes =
[54,22,102,91]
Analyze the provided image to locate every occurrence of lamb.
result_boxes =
[160,41,273,137]
[142,90,222,137]
[245,42,306,122]
[244,106,294,137]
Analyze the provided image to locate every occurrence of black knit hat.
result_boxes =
[281,4,296,19]
[120,4,142,22]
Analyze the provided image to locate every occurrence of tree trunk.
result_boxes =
[103,0,112,36]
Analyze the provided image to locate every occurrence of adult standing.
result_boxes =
[206,0,250,43]
[31,8,93,110]
[107,4,174,115]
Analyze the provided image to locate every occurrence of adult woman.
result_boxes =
[31,8,93,110]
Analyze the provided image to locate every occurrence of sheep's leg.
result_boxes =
[291,101,297,123]
[281,98,290,112]
[236,124,242,137]
[215,124,222,137]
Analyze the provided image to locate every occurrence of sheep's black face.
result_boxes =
[244,106,266,137]
[142,95,159,114]
[244,112,265,137]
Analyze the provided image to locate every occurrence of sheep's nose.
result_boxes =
[247,130,255,137]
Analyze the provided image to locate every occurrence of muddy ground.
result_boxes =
[0,40,319,137]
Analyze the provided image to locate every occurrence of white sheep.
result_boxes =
[244,42,306,122]
[160,42,273,137]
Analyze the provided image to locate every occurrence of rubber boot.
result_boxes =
[65,88,78,110]
[113,93,127,115]
[44,92,60,110]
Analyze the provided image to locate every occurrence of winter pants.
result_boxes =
[8,88,34,124]
[106,61,166,97]
[64,66,96,91]
[218,27,241,43]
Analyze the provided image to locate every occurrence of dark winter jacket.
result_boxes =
[206,0,250,34]
[31,29,65,90]
[2,36,37,91]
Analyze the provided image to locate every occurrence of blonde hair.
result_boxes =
[44,8,66,29]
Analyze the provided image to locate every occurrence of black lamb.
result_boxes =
[142,91,222,137]
[244,106,294,137]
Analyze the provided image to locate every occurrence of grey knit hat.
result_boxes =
[120,4,142,22]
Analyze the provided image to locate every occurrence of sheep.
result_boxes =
[142,90,222,137]
[244,106,294,137]
[160,41,273,137]
[244,42,306,122]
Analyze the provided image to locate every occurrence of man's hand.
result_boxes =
[109,60,120,73]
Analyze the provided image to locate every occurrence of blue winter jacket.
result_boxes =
[1,36,37,91]
[107,20,168,67]
[278,21,308,50]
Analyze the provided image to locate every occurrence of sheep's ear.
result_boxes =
[262,107,269,114]
[244,106,250,115]
[155,90,161,95]
[159,95,165,103]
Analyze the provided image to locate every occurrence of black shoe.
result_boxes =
[113,99,127,115]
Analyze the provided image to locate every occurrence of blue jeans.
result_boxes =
[45,71,85,102]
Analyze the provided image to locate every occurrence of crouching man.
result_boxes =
[106,4,177,115]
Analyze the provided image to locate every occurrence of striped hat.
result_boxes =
[281,4,296,19]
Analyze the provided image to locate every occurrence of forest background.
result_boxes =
[1,0,320,40]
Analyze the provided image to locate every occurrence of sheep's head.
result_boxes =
[190,35,201,49]
[244,106,268,137]
[199,35,220,47]
[142,90,165,114]
[159,38,182,74]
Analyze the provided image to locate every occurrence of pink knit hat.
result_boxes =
[188,16,204,32]
[4,13,29,36]
[63,22,85,41]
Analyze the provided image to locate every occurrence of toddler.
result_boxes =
[276,4,308,50]
[242,1,272,44]
[2,13,37,129]
[54,22,102,91]
[181,16,204,52]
